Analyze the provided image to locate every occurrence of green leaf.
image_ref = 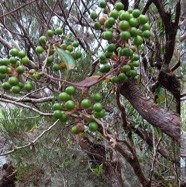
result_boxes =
[55,46,76,70]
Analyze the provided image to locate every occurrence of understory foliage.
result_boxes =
[0,0,183,186]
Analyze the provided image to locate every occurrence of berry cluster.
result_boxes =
[91,1,151,82]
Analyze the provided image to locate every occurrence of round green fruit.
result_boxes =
[0,58,9,65]
[104,20,113,29]
[9,57,17,65]
[32,73,41,80]
[132,54,140,60]
[109,10,119,19]
[132,9,141,18]
[129,18,139,27]
[55,27,63,35]
[8,77,19,86]
[72,41,79,48]
[141,23,150,31]
[0,73,6,80]
[142,30,151,38]
[102,31,113,40]
[100,1,107,8]
[139,15,148,24]
[60,113,68,122]
[73,51,82,59]
[39,36,47,43]
[133,35,143,46]
[24,83,33,92]
[11,86,21,94]
[60,43,67,50]
[121,65,131,72]
[59,92,71,101]
[111,76,119,83]
[65,100,75,110]
[120,31,131,41]
[118,73,128,82]
[2,82,11,90]
[100,64,110,73]
[94,109,105,118]
[16,65,25,74]
[53,110,63,119]
[65,86,75,95]
[53,103,63,111]
[93,103,103,112]
[114,2,124,11]
[47,29,54,37]
[119,20,130,31]
[18,50,26,58]
[81,99,91,109]
[130,27,138,37]
[94,22,101,30]
[0,65,8,74]
[107,17,115,26]
[107,43,116,52]
[36,46,44,54]
[71,126,79,134]
[119,48,133,56]
[92,93,102,102]
[21,57,29,65]
[66,45,73,52]
[90,12,98,20]
[89,122,98,132]
[52,63,61,71]
[119,11,130,21]
[29,69,36,75]
[9,48,19,57]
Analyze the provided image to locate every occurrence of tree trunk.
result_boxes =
[120,79,180,141]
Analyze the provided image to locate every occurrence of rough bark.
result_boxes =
[120,79,180,141]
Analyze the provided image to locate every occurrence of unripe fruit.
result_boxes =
[52,63,61,71]
[104,20,113,29]
[65,86,75,95]
[139,15,148,24]
[60,43,67,50]
[102,31,113,40]
[59,92,71,101]
[114,2,124,11]
[141,23,150,31]
[142,30,151,38]
[119,11,130,21]
[71,126,79,134]
[72,41,79,48]
[89,122,98,132]
[0,58,9,65]
[21,57,29,65]
[109,10,119,19]
[93,103,103,112]
[132,9,141,18]
[119,48,133,56]
[18,50,26,58]
[81,99,91,109]
[111,76,119,83]
[121,65,131,72]
[10,48,19,57]
[132,54,140,60]
[47,29,54,37]
[107,43,116,52]
[107,17,115,26]
[67,45,73,52]
[0,73,6,80]
[53,103,63,111]
[73,51,82,59]
[24,83,33,92]
[39,36,47,43]
[16,65,25,74]
[94,109,105,118]
[118,73,128,82]
[130,27,138,37]
[2,82,11,90]
[120,31,131,41]
[92,93,102,102]
[100,1,107,8]
[55,27,63,35]
[65,100,75,110]
[129,18,139,27]
[94,22,101,30]
[90,12,98,20]
[8,77,19,86]
[119,20,130,31]
[36,46,44,54]
[53,110,63,119]
[12,86,21,94]
[9,57,17,65]
[100,64,110,73]
[0,65,8,74]
[133,35,143,46]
